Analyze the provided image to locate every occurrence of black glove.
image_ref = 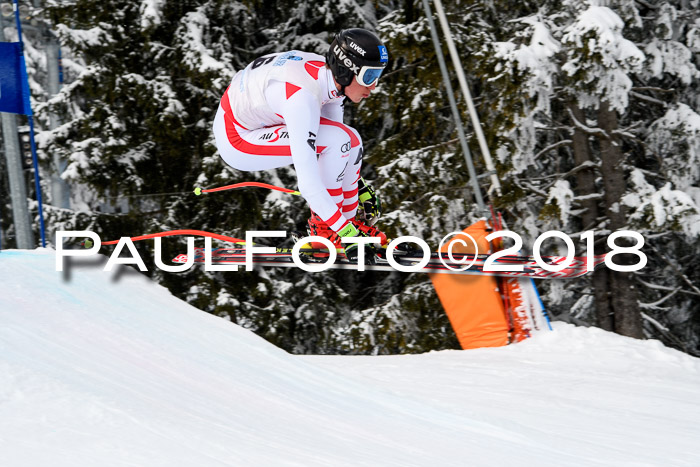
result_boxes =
[357,177,382,226]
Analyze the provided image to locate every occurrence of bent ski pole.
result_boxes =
[101,230,247,246]
[194,182,300,196]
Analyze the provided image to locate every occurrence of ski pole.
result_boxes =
[193,182,300,196]
[95,230,246,246]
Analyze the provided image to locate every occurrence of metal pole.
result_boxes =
[46,34,70,209]
[0,7,35,249]
[421,0,486,213]
[432,0,502,195]
[14,0,46,247]
[26,117,46,246]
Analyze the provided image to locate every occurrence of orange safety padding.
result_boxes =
[430,220,509,349]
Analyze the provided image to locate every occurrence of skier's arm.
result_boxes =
[321,100,344,123]
[276,87,349,232]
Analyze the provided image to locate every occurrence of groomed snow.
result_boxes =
[1,249,699,466]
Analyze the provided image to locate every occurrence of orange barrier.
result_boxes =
[429,220,509,349]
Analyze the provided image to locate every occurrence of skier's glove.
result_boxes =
[357,177,381,226]
[338,223,378,264]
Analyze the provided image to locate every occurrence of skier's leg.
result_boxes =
[314,118,362,220]
[341,133,363,221]
[315,120,387,245]
[213,105,293,171]
[307,120,387,253]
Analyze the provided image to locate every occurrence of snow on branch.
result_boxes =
[629,91,668,108]
[545,179,575,226]
[644,38,700,85]
[561,5,645,113]
[623,169,700,238]
[639,288,681,310]
[176,7,232,74]
[140,0,165,30]
[647,104,700,189]
[646,243,700,297]
[534,139,572,160]
[567,108,609,138]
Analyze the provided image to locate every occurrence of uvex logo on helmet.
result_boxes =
[333,45,361,74]
[348,41,366,56]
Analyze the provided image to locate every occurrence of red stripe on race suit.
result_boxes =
[319,117,360,148]
[342,200,359,212]
[221,89,291,156]
[344,188,358,198]
[221,91,346,156]
[325,209,344,227]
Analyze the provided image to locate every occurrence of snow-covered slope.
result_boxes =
[1,249,698,466]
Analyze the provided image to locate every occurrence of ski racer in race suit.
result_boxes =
[213,28,387,262]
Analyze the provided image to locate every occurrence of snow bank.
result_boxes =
[1,249,698,466]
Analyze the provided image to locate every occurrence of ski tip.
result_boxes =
[193,187,203,196]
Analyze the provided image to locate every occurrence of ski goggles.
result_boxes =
[356,65,385,87]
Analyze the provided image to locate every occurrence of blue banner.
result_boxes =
[0,41,32,115]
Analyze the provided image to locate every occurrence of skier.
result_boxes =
[212,28,388,262]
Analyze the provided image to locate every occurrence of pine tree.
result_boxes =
[466,0,700,352]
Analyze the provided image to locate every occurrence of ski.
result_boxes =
[172,247,604,279]
[176,246,606,269]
